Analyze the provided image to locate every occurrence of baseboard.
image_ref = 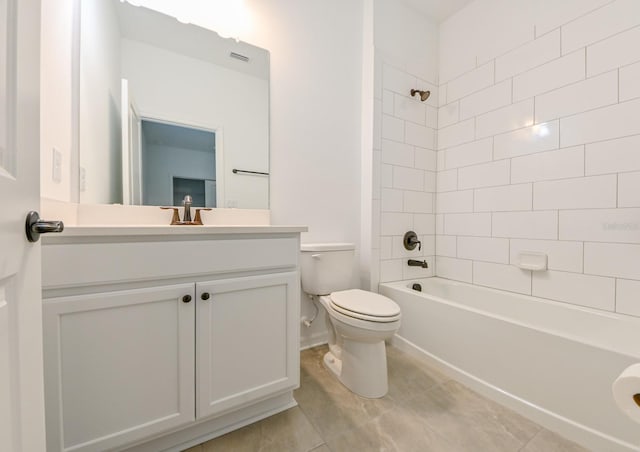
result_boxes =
[300,331,328,350]
[391,335,640,452]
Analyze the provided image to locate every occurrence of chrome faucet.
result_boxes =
[182,195,193,222]
[407,259,429,268]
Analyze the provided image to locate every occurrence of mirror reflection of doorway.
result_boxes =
[140,120,216,207]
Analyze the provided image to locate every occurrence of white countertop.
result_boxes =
[42,224,308,240]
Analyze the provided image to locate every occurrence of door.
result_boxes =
[0,1,46,451]
[42,284,196,452]
[195,272,300,419]
[121,78,141,205]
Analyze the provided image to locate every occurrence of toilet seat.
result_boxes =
[329,289,401,323]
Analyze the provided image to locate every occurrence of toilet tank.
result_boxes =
[300,243,355,295]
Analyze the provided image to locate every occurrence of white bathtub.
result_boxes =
[379,277,640,452]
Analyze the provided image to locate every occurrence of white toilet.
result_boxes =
[300,243,401,398]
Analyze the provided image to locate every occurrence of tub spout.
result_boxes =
[407,259,428,268]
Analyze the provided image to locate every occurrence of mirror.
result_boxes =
[78,0,269,209]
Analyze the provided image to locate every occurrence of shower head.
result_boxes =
[410,89,431,102]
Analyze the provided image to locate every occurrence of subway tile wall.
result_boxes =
[373,53,437,286]
[435,0,640,317]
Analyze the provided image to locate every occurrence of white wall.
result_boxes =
[121,39,268,209]
[79,0,122,204]
[372,0,439,287]
[40,0,74,202]
[436,0,640,317]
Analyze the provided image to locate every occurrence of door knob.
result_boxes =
[25,211,64,243]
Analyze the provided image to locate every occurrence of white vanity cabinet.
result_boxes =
[41,227,304,452]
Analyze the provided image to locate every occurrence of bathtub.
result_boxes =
[379,277,640,452]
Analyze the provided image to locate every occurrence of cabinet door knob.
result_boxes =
[182,295,192,303]
[201,293,210,301]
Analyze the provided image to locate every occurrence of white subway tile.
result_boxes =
[380,236,392,259]
[438,102,460,129]
[421,235,436,256]
[380,259,403,282]
[534,174,616,210]
[436,190,474,213]
[459,80,512,120]
[426,106,438,129]
[437,169,458,192]
[513,50,585,101]
[439,118,475,150]
[374,56,383,100]
[382,114,404,141]
[561,0,640,54]
[458,160,510,190]
[534,0,613,37]
[511,146,584,183]
[585,242,640,280]
[374,98,382,150]
[620,61,640,101]
[496,29,560,81]
[381,139,414,167]
[587,26,640,77]
[383,63,416,94]
[436,151,446,171]
[493,211,558,239]
[585,135,640,175]
[475,183,532,212]
[424,171,436,193]
[493,121,559,160]
[435,256,472,283]
[619,172,640,207]
[382,90,394,115]
[445,213,492,237]
[458,237,509,264]
[381,188,403,212]
[414,214,436,235]
[393,166,424,191]
[434,214,444,235]
[405,122,435,149]
[560,99,640,147]
[394,94,426,125]
[476,100,534,138]
[436,236,457,257]
[445,138,493,169]
[372,198,381,242]
[381,164,393,188]
[447,62,495,102]
[404,191,433,214]
[381,212,413,236]
[535,71,618,123]
[438,84,447,107]
[474,262,531,294]
[616,279,640,317]
[372,151,381,200]
[560,208,640,244]
[510,239,583,273]
[403,261,434,280]
[414,148,437,172]
[532,271,615,311]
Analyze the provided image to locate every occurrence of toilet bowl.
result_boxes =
[300,244,401,398]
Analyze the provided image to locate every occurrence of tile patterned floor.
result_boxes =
[186,345,591,452]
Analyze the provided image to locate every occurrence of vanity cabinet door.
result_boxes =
[42,284,196,452]
[196,272,300,419]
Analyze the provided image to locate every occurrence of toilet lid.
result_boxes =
[330,289,400,319]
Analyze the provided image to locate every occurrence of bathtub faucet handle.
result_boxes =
[407,259,428,269]
[403,231,422,251]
